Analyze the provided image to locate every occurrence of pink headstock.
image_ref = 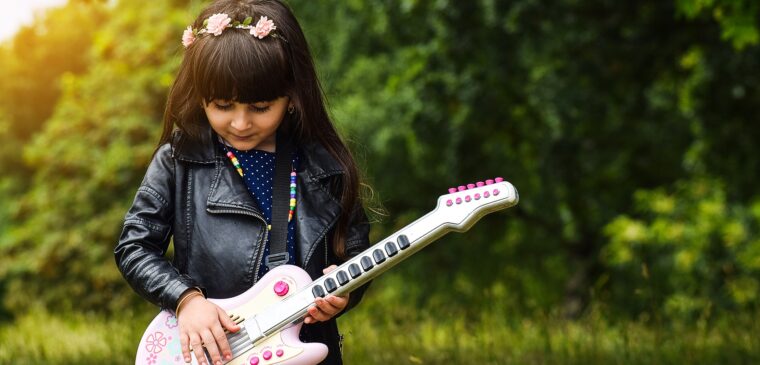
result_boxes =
[437,177,518,231]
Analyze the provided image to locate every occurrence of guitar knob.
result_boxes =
[274,281,289,296]
[276,349,285,357]
[249,356,259,365]
[263,350,273,360]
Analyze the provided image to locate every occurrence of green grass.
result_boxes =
[341,309,760,364]
[1,306,758,365]
[2,279,759,365]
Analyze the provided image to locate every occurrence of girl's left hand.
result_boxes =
[304,265,349,324]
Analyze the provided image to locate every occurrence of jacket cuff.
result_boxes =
[163,274,204,311]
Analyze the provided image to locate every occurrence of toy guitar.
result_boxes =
[136,178,518,365]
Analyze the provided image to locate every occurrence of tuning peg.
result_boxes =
[448,188,457,194]
[495,177,504,183]
[457,186,466,192]
[467,183,475,189]
[476,181,485,187]
[485,179,494,185]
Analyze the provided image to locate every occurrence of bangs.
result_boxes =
[191,30,292,104]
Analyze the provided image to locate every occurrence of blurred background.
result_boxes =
[1,0,759,363]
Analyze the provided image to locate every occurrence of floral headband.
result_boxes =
[182,13,279,48]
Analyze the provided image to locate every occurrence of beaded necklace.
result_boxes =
[220,140,297,225]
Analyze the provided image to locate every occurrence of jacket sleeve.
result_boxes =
[336,201,371,317]
[114,143,201,310]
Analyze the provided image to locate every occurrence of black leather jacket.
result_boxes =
[115,128,370,364]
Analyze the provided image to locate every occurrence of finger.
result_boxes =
[307,303,331,322]
[219,312,240,334]
[180,332,192,363]
[201,330,222,365]
[322,265,338,274]
[324,294,349,310]
[189,333,206,365]
[212,325,233,362]
[303,314,314,324]
[315,297,341,316]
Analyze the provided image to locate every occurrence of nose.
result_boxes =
[230,107,251,131]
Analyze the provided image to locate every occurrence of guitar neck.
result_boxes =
[251,180,518,338]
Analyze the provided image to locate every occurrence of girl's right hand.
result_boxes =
[178,295,240,365]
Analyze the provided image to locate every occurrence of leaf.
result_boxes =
[243,16,253,26]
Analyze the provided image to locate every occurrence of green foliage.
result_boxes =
[676,0,760,49]
[0,0,193,314]
[603,179,760,318]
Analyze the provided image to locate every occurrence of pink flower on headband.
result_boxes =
[252,16,276,39]
[206,13,232,36]
[182,26,195,48]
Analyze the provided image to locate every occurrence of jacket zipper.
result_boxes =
[206,206,268,283]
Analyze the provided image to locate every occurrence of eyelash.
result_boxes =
[213,103,271,113]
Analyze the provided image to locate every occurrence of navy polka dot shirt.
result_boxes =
[220,142,298,278]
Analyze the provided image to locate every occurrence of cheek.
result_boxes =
[261,110,287,129]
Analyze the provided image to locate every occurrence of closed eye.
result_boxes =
[250,104,271,113]
[213,102,233,111]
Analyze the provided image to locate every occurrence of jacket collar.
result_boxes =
[171,126,345,181]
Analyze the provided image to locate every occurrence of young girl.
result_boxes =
[115,1,370,364]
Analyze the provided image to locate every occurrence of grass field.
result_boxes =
[1,298,758,365]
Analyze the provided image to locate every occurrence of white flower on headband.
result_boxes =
[182,14,279,48]
[252,16,276,39]
[182,26,196,48]
[206,13,232,36]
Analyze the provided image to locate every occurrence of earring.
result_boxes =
[287,104,295,114]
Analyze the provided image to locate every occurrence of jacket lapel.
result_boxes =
[173,126,262,216]
[206,158,262,216]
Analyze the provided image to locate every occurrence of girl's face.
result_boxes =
[203,96,290,152]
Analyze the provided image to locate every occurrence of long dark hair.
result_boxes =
[159,0,360,259]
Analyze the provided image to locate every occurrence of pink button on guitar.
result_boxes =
[276,349,285,357]
[274,281,289,296]
[263,350,273,360]
[249,356,259,365]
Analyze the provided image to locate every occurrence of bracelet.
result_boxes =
[175,289,204,315]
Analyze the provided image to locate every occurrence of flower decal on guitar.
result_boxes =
[165,314,178,329]
[146,353,158,364]
[145,331,168,354]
